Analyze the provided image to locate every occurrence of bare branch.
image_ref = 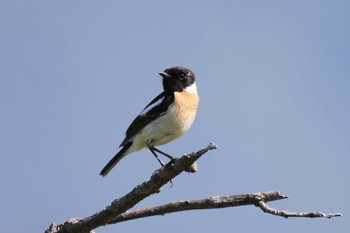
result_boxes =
[107,191,341,224]
[108,191,286,224]
[256,199,342,218]
[45,143,218,233]
[45,142,342,233]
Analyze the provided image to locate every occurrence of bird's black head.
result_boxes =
[159,66,196,92]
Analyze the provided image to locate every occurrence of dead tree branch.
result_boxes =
[107,191,341,224]
[108,191,283,224]
[45,143,218,233]
[256,199,342,218]
[45,142,342,233]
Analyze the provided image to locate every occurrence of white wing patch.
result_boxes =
[139,95,165,116]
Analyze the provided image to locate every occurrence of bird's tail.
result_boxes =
[100,141,133,177]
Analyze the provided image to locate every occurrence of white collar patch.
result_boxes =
[184,82,197,93]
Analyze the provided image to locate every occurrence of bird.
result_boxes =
[100,66,199,176]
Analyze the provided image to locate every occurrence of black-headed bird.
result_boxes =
[100,66,199,176]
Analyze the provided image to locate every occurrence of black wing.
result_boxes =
[119,91,174,147]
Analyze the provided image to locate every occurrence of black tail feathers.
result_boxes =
[100,141,133,177]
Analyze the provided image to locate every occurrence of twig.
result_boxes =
[256,199,342,218]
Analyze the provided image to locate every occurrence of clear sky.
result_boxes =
[1,1,349,233]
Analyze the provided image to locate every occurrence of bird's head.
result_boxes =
[159,66,197,93]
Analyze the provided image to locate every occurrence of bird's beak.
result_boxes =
[158,72,172,79]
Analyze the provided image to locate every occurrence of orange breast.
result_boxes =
[173,92,199,132]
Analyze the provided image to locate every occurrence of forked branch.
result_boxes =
[44,143,341,233]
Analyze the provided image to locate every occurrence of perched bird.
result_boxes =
[100,66,199,176]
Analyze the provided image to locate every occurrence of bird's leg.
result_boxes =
[147,143,165,167]
[147,141,174,187]
[151,147,175,160]
[147,141,175,166]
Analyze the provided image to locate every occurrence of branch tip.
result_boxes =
[256,199,342,219]
[208,142,218,150]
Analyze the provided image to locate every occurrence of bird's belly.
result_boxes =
[138,107,197,148]
[131,91,199,151]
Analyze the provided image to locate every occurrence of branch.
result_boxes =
[256,199,342,218]
[108,191,285,224]
[45,142,342,233]
[107,191,341,224]
[45,143,218,233]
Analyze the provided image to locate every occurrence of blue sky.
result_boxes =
[1,1,349,232]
